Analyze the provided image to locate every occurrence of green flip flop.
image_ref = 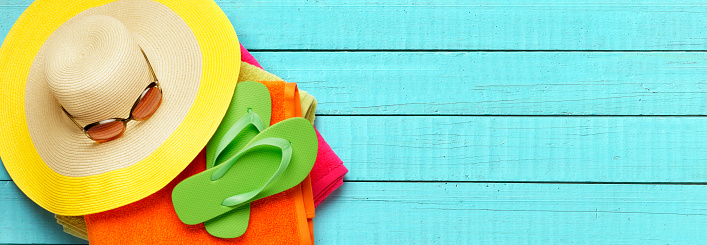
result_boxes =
[172,117,318,237]
[200,81,272,238]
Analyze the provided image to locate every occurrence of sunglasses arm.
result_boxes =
[61,107,85,130]
[140,48,158,83]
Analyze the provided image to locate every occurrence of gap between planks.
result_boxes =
[2,180,707,185]
[318,114,707,117]
[249,49,707,52]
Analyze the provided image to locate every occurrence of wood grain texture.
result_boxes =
[2,0,707,244]
[312,116,707,182]
[316,182,707,244]
[2,181,707,244]
[254,51,707,115]
[4,116,707,183]
[215,0,707,50]
[0,182,86,244]
[5,1,707,50]
[0,160,8,180]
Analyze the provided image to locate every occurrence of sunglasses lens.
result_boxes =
[132,85,162,121]
[86,120,126,142]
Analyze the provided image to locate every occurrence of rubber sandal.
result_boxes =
[171,117,318,232]
[204,82,309,238]
[205,138,291,238]
[199,81,272,238]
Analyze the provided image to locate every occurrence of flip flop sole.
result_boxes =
[172,117,318,225]
[202,81,272,237]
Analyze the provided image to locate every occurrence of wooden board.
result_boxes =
[4,116,707,183]
[2,181,707,244]
[4,1,707,50]
[224,0,707,51]
[312,116,707,182]
[0,182,86,244]
[2,0,707,244]
[253,51,707,115]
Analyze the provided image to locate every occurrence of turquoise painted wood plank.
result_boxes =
[0,181,86,244]
[224,0,707,50]
[3,181,707,244]
[223,0,707,51]
[4,51,707,116]
[316,182,707,244]
[311,116,707,182]
[4,1,707,50]
[254,52,707,115]
[5,116,707,183]
[0,158,8,180]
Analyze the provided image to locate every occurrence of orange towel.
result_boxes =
[283,82,316,243]
[84,81,313,245]
[259,81,315,244]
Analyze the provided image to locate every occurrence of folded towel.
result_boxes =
[299,90,317,124]
[240,44,316,122]
[84,73,312,245]
[239,60,282,82]
[57,44,342,240]
[240,44,262,69]
[259,80,314,244]
[86,149,308,245]
[61,225,87,240]
[312,129,348,206]
[55,216,88,240]
[239,48,345,207]
[284,82,316,243]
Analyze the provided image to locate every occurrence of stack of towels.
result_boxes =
[53,45,348,245]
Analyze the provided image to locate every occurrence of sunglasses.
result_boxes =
[62,49,163,143]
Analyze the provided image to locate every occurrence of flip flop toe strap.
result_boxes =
[210,109,265,167]
[210,137,293,207]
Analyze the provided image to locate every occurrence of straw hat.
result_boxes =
[0,0,240,215]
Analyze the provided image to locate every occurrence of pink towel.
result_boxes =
[311,129,347,206]
[240,44,263,69]
[240,44,347,207]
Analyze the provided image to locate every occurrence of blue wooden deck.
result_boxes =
[2,0,707,244]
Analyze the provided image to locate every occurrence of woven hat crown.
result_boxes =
[44,14,153,126]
